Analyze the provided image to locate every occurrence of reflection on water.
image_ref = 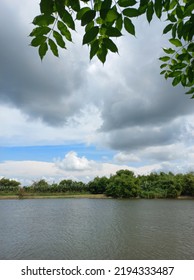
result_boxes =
[0,198,194,259]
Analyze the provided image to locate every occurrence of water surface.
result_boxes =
[0,198,193,259]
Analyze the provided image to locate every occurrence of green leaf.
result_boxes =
[138,0,149,15]
[31,36,47,47]
[167,13,177,23]
[139,0,149,6]
[176,53,189,62]
[159,56,170,62]
[181,74,187,87]
[146,1,154,23]
[101,0,112,10]
[171,23,177,38]
[100,0,112,19]
[188,43,194,52]
[83,26,99,45]
[40,0,53,15]
[100,10,109,20]
[172,76,181,86]
[185,87,194,95]
[177,21,184,39]
[81,10,96,26]
[94,0,102,11]
[62,9,75,30]
[70,0,80,12]
[169,38,182,47]
[76,7,91,20]
[154,0,163,18]
[57,21,72,42]
[184,3,194,17]
[171,62,187,70]
[103,38,118,53]
[53,30,66,48]
[97,44,108,64]
[118,0,137,7]
[105,9,118,22]
[96,17,104,24]
[48,38,59,56]
[169,0,177,10]
[29,26,51,37]
[188,67,194,83]
[105,27,122,37]
[176,4,184,19]
[165,70,171,79]
[173,71,182,77]
[85,21,95,32]
[55,0,65,18]
[171,58,177,65]
[163,0,170,11]
[32,15,55,26]
[116,14,123,31]
[160,63,167,69]
[90,40,99,60]
[123,8,139,17]
[163,23,173,34]
[163,48,175,54]
[39,42,48,60]
[124,17,135,36]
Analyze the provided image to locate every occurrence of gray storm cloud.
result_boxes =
[0,1,89,126]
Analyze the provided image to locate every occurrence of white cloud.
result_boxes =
[55,151,96,171]
[0,151,164,185]
[0,104,102,146]
[114,152,140,163]
[0,160,58,186]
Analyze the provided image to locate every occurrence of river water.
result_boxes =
[0,198,193,259]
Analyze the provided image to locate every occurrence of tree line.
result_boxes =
[0,169,194,198]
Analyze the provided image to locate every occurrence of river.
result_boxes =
[0,198,193,259]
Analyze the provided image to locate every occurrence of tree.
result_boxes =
[0,178,20,192]
[31,179,50,192]
[105,169,140,198]
[88,176,109,193]
[181,172,194,196]
[30,0,194,97]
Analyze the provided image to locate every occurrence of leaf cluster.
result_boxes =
[159,0,194,97]
[30,0,194,97]
[30,0,76,59]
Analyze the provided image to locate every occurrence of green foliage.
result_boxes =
[1,171,194,198]
[30,0,194,98]
[158,0,194,97]
[23,179,88,194]
[105,169,141,198]
[0,178,20,192]
[181,172,194,196]
[88,176,109,194]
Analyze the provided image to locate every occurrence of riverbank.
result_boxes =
[0,193,109,199]
[0,193,194,200]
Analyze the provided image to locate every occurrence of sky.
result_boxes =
[0,0,194,185]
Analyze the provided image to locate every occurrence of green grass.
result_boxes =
[0,192,108,199]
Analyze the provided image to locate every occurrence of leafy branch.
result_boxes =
[30,0,194,97]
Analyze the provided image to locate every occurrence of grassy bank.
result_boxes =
[0,193,108,199]
[0,193,194,200]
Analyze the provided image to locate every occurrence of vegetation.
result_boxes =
[0,178,21,194]
[1,170,194,199]
[30,0,194,97]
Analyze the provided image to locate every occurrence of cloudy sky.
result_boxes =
[0,0,194,185]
